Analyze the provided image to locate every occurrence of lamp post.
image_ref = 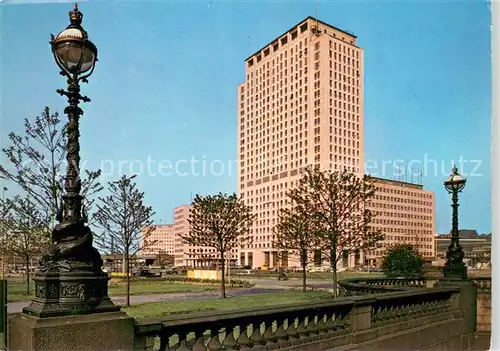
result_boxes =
[1,187,8,280]
[22,3,119,317]
[442,165,467,280]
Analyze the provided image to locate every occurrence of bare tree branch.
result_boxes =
[180,193,256,298]
[2,195,50,293]
[287,166,384,297]
[94,174,156,306]
[273,202,321,292]
[0,106,103,232]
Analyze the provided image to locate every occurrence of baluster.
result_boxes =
[275,318,291,348]
[325,312,338,336]
[262,320,278,349]
[250,322,266,350]
[296,316,309,340]
[286,317,301,346]
[191,330,207,351]
[177,331,194,351]
[237,324,252,351]
[337,311,351,334]
[222,326,238,350]
[306,314,319,341]
[315,313,327,339]
[207,328,224,351]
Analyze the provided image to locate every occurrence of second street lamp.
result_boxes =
[442,165,467,280]
[22,3,119,317]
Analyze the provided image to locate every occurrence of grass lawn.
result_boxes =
[5,279,34,302]
[6,278,218,302]
[125,290,334,319]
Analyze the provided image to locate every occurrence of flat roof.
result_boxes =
[245,16,357,62]
[367,175,424,189]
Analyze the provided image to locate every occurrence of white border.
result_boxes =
[491,1,498,350]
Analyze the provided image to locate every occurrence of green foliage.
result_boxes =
[381,244,425,277]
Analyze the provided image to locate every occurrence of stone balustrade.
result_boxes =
[134,288,461,351]
[339,275,491,336]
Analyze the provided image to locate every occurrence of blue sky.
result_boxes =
[0,0,491,234]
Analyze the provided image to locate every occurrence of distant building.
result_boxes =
[367,177,435,266]
[141,205,238,268]
[434,230,491,268]
[140,224,176,255]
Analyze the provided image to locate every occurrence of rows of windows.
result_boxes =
[239,36,363,186]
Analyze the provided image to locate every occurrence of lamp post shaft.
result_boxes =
[443,187,467,280]
[451,189,459,237]
[60,80,84,223]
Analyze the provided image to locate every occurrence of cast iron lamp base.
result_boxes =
[22,271,119,318]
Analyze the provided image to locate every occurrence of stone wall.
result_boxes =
[477,291,491,332]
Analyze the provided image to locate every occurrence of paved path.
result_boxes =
[245,277,333,290]
[7,277,333,314]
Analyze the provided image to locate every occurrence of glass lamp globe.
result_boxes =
[444,166,466,193]
[51,4,97,76]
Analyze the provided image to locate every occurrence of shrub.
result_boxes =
[381,244,425,277]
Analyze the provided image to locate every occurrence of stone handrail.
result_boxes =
[338,276,428,297]
[134,288,459,350]
[339,276,491,294]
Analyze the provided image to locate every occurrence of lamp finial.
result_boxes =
[69,3,83,26]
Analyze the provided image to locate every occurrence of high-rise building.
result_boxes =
[237,17,364,269]
[236,16,435,269]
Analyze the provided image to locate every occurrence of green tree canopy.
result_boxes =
[381,244,425,277]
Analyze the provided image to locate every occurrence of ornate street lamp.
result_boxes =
[442,165,467,280]
[23,4,119,317]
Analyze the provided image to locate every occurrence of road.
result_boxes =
[7,277,333,314]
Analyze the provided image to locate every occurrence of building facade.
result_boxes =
[237,17,364,269]
[367,177,435,265]
[236,16,435,269]
[434,230,491,268]
[140,224,176,255]
[140,205,238,268]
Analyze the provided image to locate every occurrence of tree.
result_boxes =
[381,244,425,277]
[0,193,13,279]
[273,205,320,292]
[3,195,49,294]
[288,166,384,297]
[94,174,156,307]
[181,193,256,298]
[0,106,102,232]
